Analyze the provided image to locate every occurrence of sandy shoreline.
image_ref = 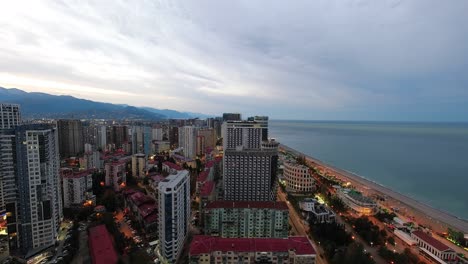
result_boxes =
[280,144,468,234]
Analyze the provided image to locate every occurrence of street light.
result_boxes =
[370,242,373,247]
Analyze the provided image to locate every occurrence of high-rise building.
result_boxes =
[61,169,94,208]
[204,201,289,238]
[57,119,84,158]
[6,124,62,258]
[222,113,241,122]
[196,135,205,156]
[152,125,163,141]
[0,103,21,129]
[97,125,107,151]
[248,116,269,141]
[169,126,179,148]
[0,103,20,212]
[158,170,190,263]
[0,129,16,213]
[198,128,215,151]
[132,153,146,178]
[108,125,128,150]
[222,119,278,201]
[178,126,197,159]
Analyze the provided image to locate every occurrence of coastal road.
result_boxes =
[277,189,327,264]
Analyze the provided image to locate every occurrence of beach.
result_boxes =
[280,144,468,235]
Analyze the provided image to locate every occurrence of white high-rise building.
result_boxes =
[152,126,163,141]
[6,124,62,258]
[158,170,190,263]
[222,119,279,201]
[0,103,21,129]
[178,126,197,159]
[61,169,94,208]
[97,125,107,151]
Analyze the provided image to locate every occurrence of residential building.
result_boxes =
[57,119,84,158]
[158,170,190,263]
[123,189,158,233]
[222,119,278,201]
[104,155,131,191]
[152,140,170,154]
[198,128,216,152]
[411,231,458,263]
[61,169,95,208]
[189,235,316,264]
[299,198,335,224]
[108,125,128,150]
[179,126,198,159]
[132,153,146,178]
[162,161,183,175]
[0,103,21,129]
[6,124,62,258]
[335,187,377,216]
[169,126,179,148]
[88,225,118,264]
[152,125,163,141]
[97,125,107,151]
[283,161,314,193]
[196,135,205,156]
[0,130,15,213]
[204,201,289,238]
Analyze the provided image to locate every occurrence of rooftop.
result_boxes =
[163,161,183,171]
[197,169,209,182]
[200,181,215,197]
[129,192,155,206]
[205,201,288,210]
[88,225,118,264]
[412,231,452,252]
[190,236,315,256]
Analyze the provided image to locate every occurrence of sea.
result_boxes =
[269,120,468,220]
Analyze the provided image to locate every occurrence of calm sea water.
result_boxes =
[269,120,468,220]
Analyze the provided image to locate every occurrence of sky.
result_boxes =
[1,0,468,121]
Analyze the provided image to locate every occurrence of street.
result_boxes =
[277,188,327,264]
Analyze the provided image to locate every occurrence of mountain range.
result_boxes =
[0,87,211,120]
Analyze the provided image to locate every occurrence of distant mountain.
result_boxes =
[141,107,213,119]
[0,87,167,120]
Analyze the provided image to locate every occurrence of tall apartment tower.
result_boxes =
[0,103,21,213]
[97,125,107,151]
[222,119,279,201]
[178,126,197,159]
[6,124,62,258]
[57,119,84,158]
[0,103,21,129]
[158,170,190,263]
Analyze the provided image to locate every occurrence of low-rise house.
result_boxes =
[299,198,336,224]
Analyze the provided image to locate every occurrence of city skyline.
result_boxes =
[1,1,468,121]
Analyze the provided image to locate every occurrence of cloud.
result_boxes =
[0,0,467,120]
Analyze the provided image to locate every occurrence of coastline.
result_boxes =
[279,144,468,234]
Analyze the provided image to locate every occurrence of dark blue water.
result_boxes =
[270,120,468,220]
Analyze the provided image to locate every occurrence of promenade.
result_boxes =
[280,144,468,235]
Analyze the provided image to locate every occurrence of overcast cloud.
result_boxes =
[0,0,467,120]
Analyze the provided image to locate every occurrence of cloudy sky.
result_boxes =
[1,0,467,121]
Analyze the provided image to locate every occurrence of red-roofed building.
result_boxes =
[88,225,118,264]
[411,231,457,262]
[162,161,183,174]
[189,235,316,264]
[104,155,131,191]
[123,190,158,233]
[204,201,289,238]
